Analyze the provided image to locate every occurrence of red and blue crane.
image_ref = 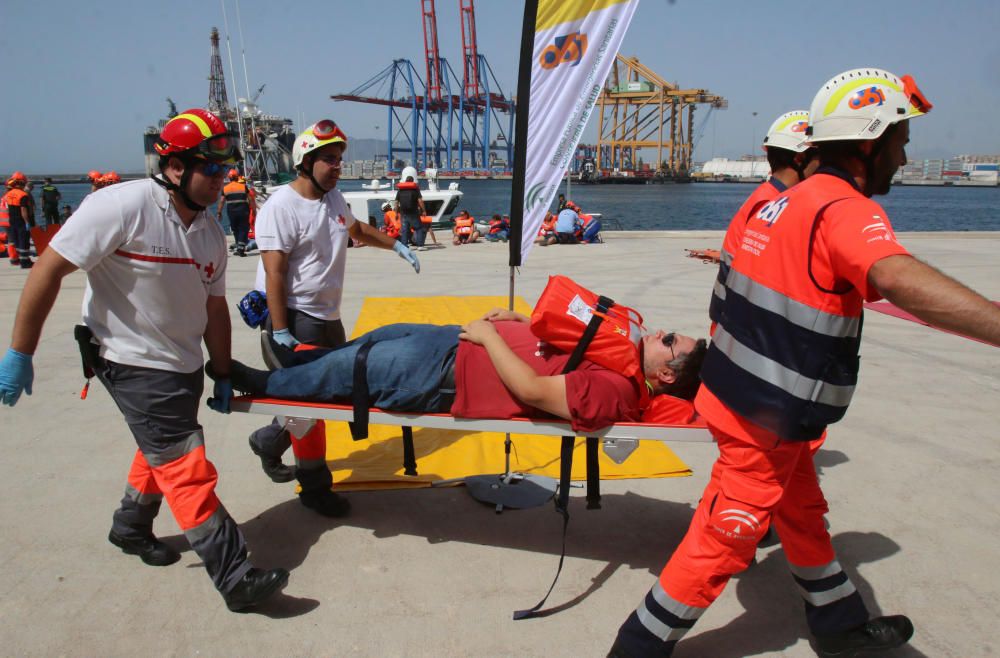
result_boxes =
[331,0,514,175]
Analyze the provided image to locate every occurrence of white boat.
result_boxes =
[343,167,463,226]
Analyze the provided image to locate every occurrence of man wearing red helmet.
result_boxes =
[247,119,421,518]
[0,108,288,612]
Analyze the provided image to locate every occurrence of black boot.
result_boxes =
[108,530,181,567]
[299,489,351,517]
[297,465,351,518]
[223,568,289,612]
[814,615,914,657]
[248,436,295,483]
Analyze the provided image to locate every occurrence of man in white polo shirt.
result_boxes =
[0,109,287,613]
[248,119,421,518]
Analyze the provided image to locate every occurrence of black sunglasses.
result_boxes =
[662,332,676,361]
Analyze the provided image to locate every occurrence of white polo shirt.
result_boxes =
[253,183,357,321]
[51,178,227,373]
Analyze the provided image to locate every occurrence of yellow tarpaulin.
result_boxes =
[324,296,691,490]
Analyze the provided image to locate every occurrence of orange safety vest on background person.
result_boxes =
[699,169,908,442]
[708,177,789,328]
[222,181,250,209]
[0,196,9,251]
[383,210,401,237]
[538,214,556,236]
[454,214,474,235]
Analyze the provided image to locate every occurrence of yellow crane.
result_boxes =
[596,55,726,178]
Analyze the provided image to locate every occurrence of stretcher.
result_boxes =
[230,395,713,479]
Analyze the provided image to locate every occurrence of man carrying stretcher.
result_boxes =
[208,307,707,433]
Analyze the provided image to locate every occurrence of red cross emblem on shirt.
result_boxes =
[204,261,216,279]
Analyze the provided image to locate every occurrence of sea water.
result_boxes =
[36,180,1000,232]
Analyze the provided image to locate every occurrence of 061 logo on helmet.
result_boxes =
[848,86,886,110]
[539,32,588,70]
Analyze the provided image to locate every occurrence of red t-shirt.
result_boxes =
[450,321,641,432]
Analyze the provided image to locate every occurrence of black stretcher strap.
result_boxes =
[401,426,417,476]
[347,341,376,440]
[514,295,613,620]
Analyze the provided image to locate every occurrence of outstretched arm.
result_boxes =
[349,219,399,249]
[868,254,1000,346]
[11,248,79,354]
[459,319,571,419]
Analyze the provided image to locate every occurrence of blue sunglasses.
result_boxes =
[198,161,228,176]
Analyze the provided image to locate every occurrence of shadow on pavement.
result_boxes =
[676,530,929,657]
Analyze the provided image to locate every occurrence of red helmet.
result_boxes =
[87,170,101,182]
[228,168,240,181]
[154,108,241,163]
[9,171,27,183]
[107,171,121,184]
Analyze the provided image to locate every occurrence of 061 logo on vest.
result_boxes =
[756,197,789,227]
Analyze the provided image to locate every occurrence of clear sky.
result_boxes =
[3,0,999,173]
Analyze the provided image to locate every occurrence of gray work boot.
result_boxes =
[248,436,295,483]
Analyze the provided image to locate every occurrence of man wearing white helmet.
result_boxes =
[249,119,420,517]
[708,110,818,271]
[612,69,1000,657]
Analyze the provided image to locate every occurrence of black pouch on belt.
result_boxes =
[73,324,101,399]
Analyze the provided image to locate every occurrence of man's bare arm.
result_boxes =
[868,254,1000,346]
[10,248,79,354]
[260,250,291,331]
[203,295,232,377]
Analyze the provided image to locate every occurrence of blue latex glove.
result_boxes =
[207,378,233,414]
[393,240,421,274]
[271,328,300,348]
[0,348,34,407]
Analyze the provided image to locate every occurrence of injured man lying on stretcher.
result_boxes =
[208,309,707,433]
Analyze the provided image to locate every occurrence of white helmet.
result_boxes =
[292,119,348,169]
[807,68,932,143]
[400,165,418,183]
[762,111,810,152]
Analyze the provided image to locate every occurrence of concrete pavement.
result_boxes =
[1,231,998,656]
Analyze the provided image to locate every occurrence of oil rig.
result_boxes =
[143,27,297,183]
[333,2,724,180]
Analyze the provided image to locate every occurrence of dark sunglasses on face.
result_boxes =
[197,161,228,176]
[662,332,676,360]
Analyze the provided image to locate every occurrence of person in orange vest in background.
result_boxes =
[394,169,427,250]
[535,211,557,244]
[3,172,33,268]
[381,201,401,238]
[87,170,101,193]
[218,169,252,257]
[484,213,510,242]
[0,108,290,612]
[610,69,1000,658]
[0,182,11,260]
[452,209,480,245]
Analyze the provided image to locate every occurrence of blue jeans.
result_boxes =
[401,213,426,247]
[265,323,461,412]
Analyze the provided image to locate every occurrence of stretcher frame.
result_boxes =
[231,395,713,477]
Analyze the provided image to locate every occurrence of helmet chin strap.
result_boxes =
[301,164,330,196]
[153,162,208,212]
[861,137,888,197]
